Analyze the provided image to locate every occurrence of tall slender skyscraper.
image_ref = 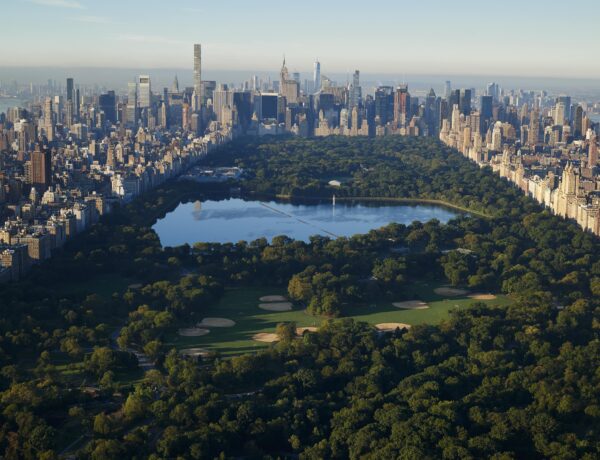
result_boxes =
[66,78,74,102]
[349,70,361,109]
[193,44,202,109]
[313,60,321,93]
[42,97,54,141]
[66,78,74,126]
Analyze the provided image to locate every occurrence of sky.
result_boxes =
[2,0,600,79]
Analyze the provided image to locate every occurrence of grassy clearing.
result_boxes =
[164,281,511,356]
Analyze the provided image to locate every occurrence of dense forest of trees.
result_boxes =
[0,136,599,458]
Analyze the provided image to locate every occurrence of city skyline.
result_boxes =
[3,0,600,78]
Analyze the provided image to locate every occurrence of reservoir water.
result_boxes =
[152,198,461,246]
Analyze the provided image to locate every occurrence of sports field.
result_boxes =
[165,281,511,356]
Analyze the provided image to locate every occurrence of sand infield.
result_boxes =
[178,328,210,337]
[259,302,293,312]
[179,348,210,357]
[259,295,288,302]
[198,317,236,327]
[468,294,497,300]
[375,323,412,332]
[434,287,469,297]
[296,327,319,335]
[253,332,280,343]
[393,300,429,310]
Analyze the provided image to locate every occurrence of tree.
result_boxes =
[93,413,112,436]
[276,322,297,342]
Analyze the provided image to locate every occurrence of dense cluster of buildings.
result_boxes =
[0,44,232,282]
[437,86,600,236]
[1,44,600,281]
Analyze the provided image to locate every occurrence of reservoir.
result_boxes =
[153,198,461,246]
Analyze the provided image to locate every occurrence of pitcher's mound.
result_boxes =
[468,294,497,300]
[178,328,210,337]
[434,287,469,297]
[259,295,287,302]
[180,348,209,357]
[375,323,412,332]
[198,318,236,327]
[259,302,293,312]
[253,332,280,343]
[393,300,429,310]
[296,327,318,335]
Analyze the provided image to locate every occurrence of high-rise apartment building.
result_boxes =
[41,97,54,142]
[589,137,598,167]
[65,78,74,126]
[31,144,52,191]
[193,44,202,110]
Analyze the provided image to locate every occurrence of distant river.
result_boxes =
[0,97,25,114]
[152,198,462,246]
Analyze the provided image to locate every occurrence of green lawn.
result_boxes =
[164,282,511,356]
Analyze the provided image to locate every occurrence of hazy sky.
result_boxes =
[4,0,600,78]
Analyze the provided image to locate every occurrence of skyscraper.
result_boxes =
[349,70,361,109]
[487,82,499,102]
[554,102,566,126]
[193,44,202,109]
[313,60,321,93]
[138,75,151,109]
[459,89,472,116]
[480,95,493,134]
[393,85,410,128]
[589,137,598,167]
[66,78,74,126]
[99,91,117,124]
[31,143,52,191]
[279,58,299,104]
[126,81,138,125]
[374,86,394,126]
[66,78,74,103]
[557,96,572,121]
[213,84,231,122]
[444,81,452,99]
[41,97,54,142]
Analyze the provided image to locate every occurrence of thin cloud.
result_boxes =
[26,0,84,8]
[117,34,187,46]
[70,15,118,24]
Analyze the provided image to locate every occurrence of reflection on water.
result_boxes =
[192,201,202,221]
[152,198,461,247]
